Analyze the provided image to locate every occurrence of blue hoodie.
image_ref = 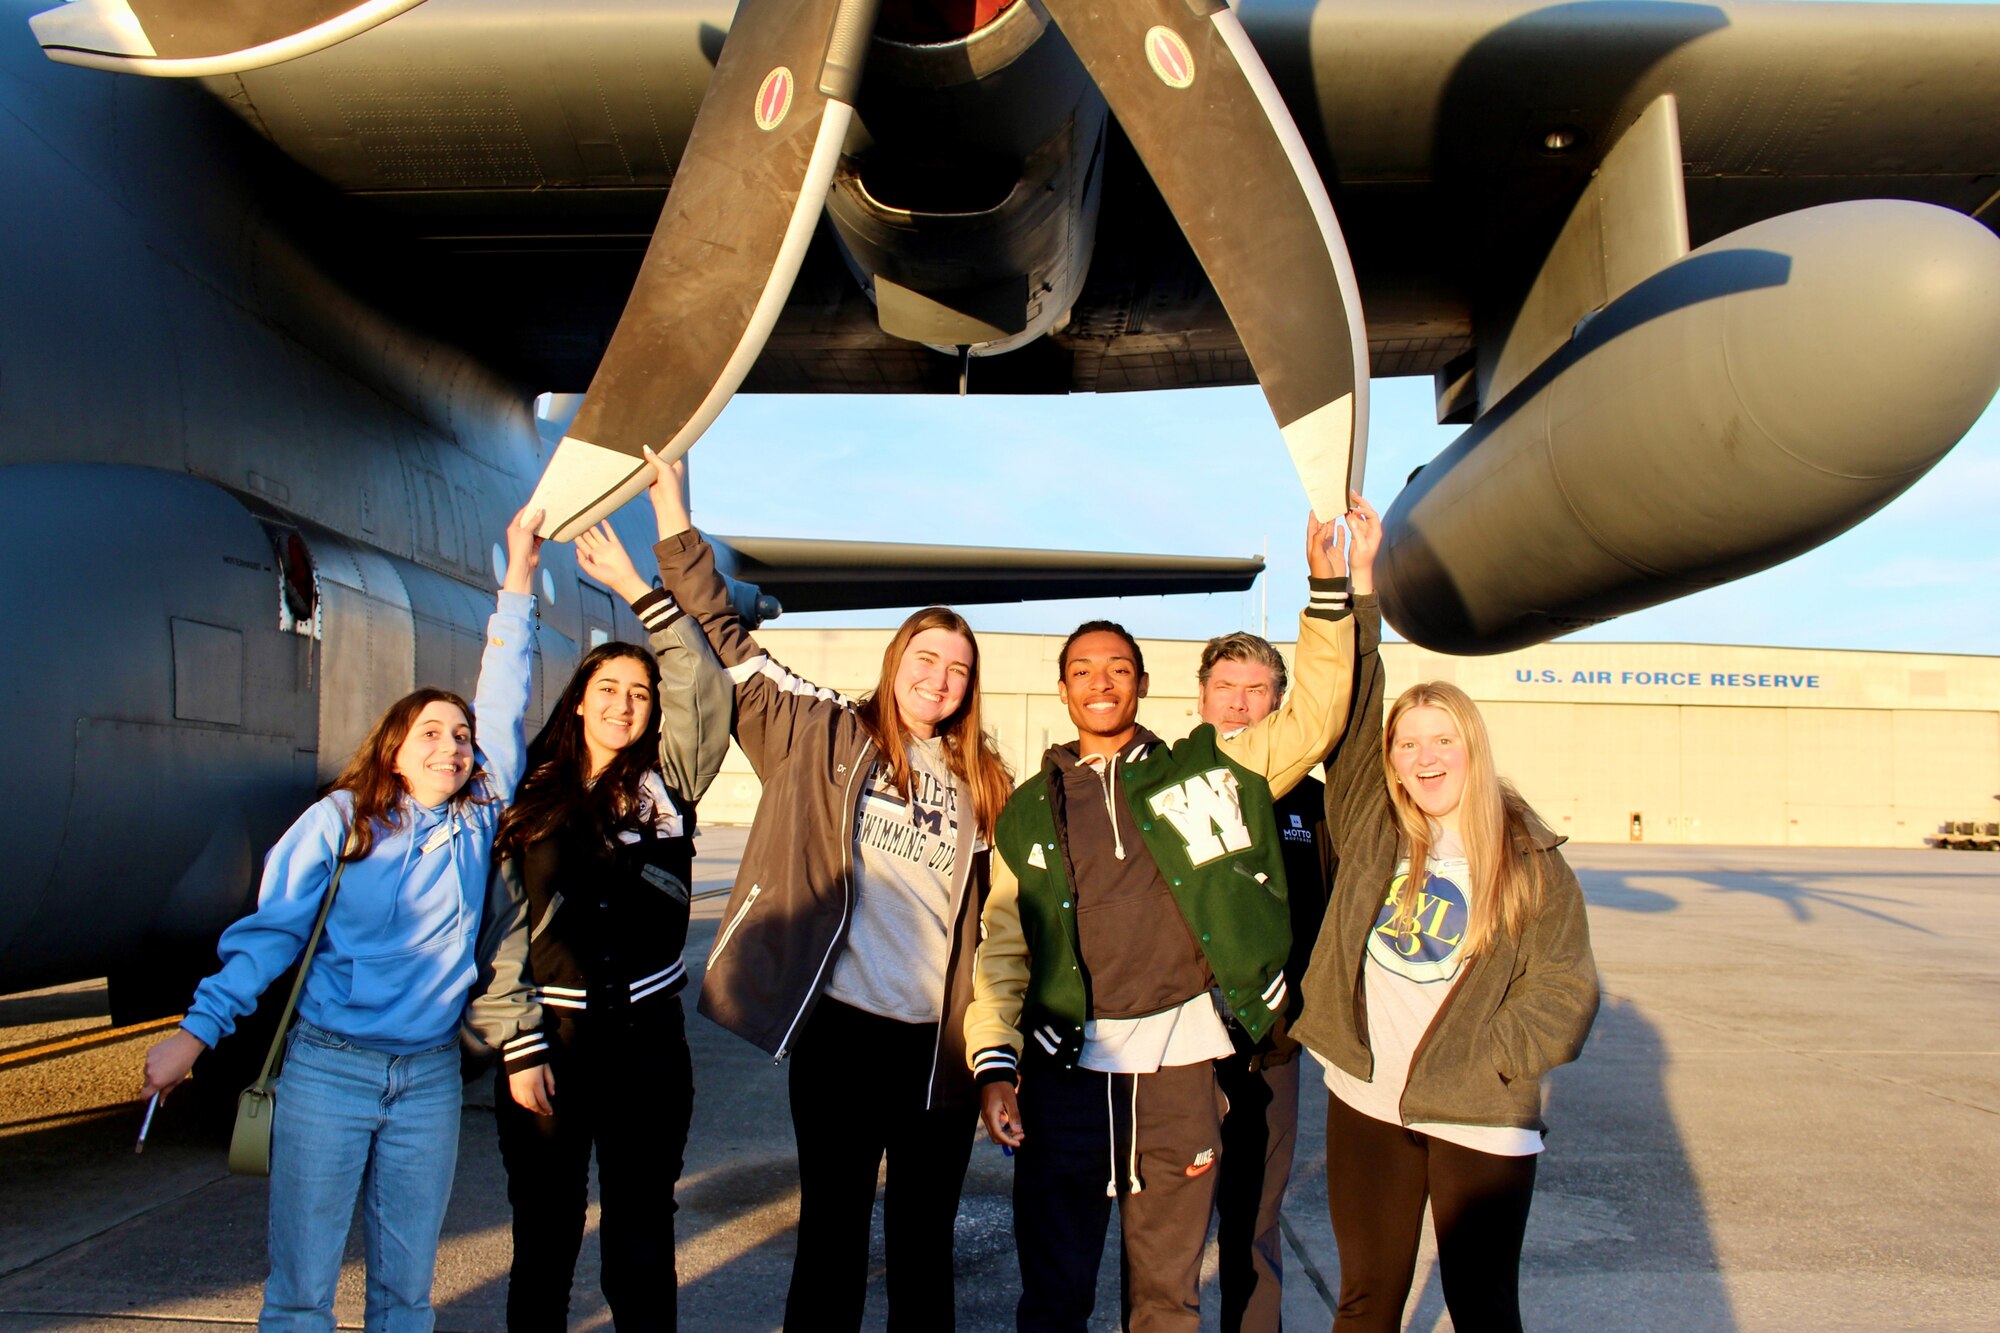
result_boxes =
[181,591,536,1055]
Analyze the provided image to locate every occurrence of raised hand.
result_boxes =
[575,522,652,603]
[1307,509,1346,581]
[642,446,693,541]
[1345,491,1381,595]
[503,505,546,596]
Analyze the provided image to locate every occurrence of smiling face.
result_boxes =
[393,700,475,807]
[893,627,974,739]
[576,653,655,776]
[1199,657,1281,732]
[1059,630,1149,755]
[1388,703,1469,830]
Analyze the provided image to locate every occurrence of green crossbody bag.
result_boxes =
[228,830,354,1177]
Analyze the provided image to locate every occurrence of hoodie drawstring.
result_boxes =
[1103,1073,1146,1198]
[1127,1074,1144,1194]
[1104,760,1125,861]
[1104,1074,1117,1198]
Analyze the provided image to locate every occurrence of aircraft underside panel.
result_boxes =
[0,467,317,992]
[162,0,2000,395]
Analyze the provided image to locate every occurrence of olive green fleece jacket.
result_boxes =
[1291,596,1599,1134]
[966,592,1356,1086]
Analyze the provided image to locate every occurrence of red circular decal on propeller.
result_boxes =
[1145,26,1195,90]
[755,66,794,131]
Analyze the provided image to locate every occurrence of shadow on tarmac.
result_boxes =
[2,841,1782,1332]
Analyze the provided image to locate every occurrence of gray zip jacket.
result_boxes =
[465,587,733,1062]
[655,529,991,1109]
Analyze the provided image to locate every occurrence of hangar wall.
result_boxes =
[695,626,2000,848]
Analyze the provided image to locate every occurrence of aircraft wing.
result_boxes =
[710,534,1263,615]
[74,0,1995,407]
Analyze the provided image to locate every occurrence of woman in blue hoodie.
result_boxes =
[140,504,545,1332]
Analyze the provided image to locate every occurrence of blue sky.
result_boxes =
[673,0,2000,656]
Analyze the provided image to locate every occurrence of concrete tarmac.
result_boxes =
[0,837,1993,1331]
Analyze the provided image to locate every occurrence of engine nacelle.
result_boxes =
[1379,201,2000,654]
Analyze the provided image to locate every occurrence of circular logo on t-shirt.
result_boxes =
[1366,868,1469,983]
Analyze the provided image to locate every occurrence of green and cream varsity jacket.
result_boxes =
[965,586,1356,1086]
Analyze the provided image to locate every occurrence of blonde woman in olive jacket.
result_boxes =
[1292,595,1598,1333]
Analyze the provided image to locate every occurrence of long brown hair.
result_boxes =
[1381,680,1545,956]
[852,607,1012,838]
[329,687,486,862]
[496,642,664,858]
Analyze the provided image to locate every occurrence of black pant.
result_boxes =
[494,999,694,1333]
[1323,1091,1538,1333]
[1013,1057,1226,1333]
[782,997,976,1332]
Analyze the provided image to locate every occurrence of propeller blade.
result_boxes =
[30,0,428,75]
[1038,0,1369,520]
[527,0,881,542]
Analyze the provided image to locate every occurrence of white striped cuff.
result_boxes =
[630,587,684,631]
[972,1044,1020,1087]
[1306,577,1351,619]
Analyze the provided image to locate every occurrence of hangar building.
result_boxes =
[696,627,2000,849]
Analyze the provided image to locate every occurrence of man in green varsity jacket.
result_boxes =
[966,502,1376,1333]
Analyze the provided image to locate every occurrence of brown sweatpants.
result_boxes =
[1014,1056,1229,1333]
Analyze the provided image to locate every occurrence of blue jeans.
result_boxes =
[262,1021,462,1333]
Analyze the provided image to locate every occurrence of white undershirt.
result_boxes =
[1080,992,1234,1073]
[1321,831,1544,1156]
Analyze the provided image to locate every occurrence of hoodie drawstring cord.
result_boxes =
[1127,1074,1144,1195]
[1104,1074,1118,1199]
[1100,1073,1147,1198]
[1105,759,1125,861]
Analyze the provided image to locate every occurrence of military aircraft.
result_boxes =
[5,0,2000,1013]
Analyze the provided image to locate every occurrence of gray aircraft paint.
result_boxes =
[0,0,1252,1003]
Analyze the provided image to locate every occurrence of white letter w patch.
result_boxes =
[1147,768,1252,867]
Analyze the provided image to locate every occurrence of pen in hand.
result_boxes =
[135,1091,160,1154]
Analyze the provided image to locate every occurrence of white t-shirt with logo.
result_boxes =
[1320,831,1544,1156]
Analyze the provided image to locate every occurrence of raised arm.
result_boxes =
[1323,595,1387,862]
[1217,499,1377,798]
[639,452,851,777]
[573,513,732,805]
[475,505,544,802]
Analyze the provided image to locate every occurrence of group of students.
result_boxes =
[141,452,1600,1333]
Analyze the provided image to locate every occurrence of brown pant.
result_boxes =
[1014,1056,1228,1333]
[1213,1054,1303,1333]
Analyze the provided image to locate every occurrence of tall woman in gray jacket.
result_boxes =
[644,451,1013,1332]
[1292,591,1599,1333]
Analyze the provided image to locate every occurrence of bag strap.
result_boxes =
[248,824,357,1093]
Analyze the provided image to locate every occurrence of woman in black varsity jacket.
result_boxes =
[467,511,730,1333]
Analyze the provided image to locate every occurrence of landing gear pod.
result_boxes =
[1378,201,2000,655]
